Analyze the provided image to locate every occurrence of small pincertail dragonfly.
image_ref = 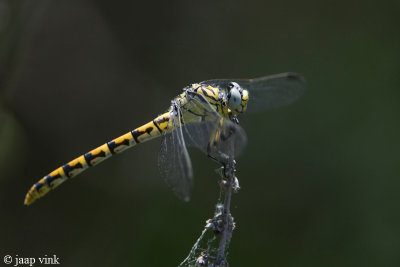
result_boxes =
[24,72,306,205]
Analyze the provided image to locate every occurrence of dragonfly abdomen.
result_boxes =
[24,112,171,205]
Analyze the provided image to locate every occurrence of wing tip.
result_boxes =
[286,72,306,82]
[285,72,308,93]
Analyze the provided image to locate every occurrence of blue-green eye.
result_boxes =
[227,82,241,109]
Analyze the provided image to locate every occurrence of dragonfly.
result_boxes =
[24,72,306,205]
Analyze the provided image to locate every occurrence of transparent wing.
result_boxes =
[180,93,247,161]
[158,93,247,201]
[201,72,307,113]
[158,106,193,201]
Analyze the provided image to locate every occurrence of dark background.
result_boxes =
[1,0,399,266]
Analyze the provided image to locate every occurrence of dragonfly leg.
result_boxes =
[205,116,239,177]
[207,153,226,169]
[207,150,236,179]
[206,142,228,177]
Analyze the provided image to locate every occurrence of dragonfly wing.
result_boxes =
[182,119,247,160]
[181,95,247,160]
[201,72,307,113]
[158,93,247,201]
[158,105,193,201]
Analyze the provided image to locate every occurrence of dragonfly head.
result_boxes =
[227,82,249,114]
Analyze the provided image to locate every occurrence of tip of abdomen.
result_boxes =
[24,175,67,205]
[24,184,47,205]
[24,192,35,205]
[24,186,43,205]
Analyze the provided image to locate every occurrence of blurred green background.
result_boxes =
[1,0,399,266]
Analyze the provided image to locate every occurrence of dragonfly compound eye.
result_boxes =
[227,83,242,110]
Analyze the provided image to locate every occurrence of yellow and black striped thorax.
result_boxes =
[176,83,229,121]
[176,82,249,118]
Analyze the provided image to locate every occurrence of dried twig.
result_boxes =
[179,118,238,267]
[215,136,236,266]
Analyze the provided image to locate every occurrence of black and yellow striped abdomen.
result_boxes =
[24,83,226,205]
[24,112,171,205]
